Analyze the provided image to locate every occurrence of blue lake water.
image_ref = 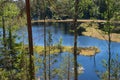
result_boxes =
[17,24,120,80]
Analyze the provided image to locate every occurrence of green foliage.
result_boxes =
[53,53,74,79]
[0,68,9,80]
[3,3,19,18]
[30,0,120,20]
[0,1,29,80]
[0,37,30,80]
[31,0,52,19]
[78,0,99,19]
[58,37,63,48]
[99,0,120,20]
[47,30,53,46]
[49,0,74,19]
[55,37,63,53]
[96,54,120,80]
[103,24,115,33]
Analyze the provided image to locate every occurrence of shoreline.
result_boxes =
[82,27,120,43]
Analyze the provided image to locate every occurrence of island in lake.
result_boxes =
[34,46,100,56]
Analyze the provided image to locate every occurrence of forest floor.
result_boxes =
[34,46,100,56]
[82,27,120,42]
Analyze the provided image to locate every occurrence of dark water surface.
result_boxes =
[18,24,120,80]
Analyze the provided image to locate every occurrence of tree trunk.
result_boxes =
[107,0,111,80]
[108,22,111,80]
[94,55,96,67]
[2,16,6,48]
[25,0,35,80]
[43,14,47,80]
[48,42,51,80]
[108,24,111,80]
[73,0,79,80]
[8,25,13,80]
[43,0,47,80]
[67,53,70,80]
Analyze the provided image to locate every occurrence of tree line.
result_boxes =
[31,0,120,20]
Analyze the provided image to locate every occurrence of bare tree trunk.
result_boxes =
[2,16,6,48]
[107,0,111,80]
[73,0,79,80]
[25,0,35,80]
[48,30,51,80]
[108,22,111,80]
[43,0,47,80]
[47,30,53,80]
[67,53,70,80]
[108,24,111,80]
[93,55,96,67]
[8,25,13,80]
[43,14,47,80]
[48,42,51,80]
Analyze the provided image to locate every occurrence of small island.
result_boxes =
[34,46,100,56]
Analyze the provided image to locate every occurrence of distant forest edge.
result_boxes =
[31,0,120,20]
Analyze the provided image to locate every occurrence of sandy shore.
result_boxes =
[82,27,120,42]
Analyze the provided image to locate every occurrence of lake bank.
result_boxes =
[82,27,120,42]
[31,19,120,24]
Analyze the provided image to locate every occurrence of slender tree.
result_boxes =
[73,0,79,80]
[67,53,70,80]
[2,16,6,48]
[43,0,47,79]
[47,30,52,80]
[0,0,7,55]
[25,0,35,80]
[106,0,111,80]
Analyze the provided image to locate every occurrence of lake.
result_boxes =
[18,23,120,80]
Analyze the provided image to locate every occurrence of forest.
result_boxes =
[0,0,120,80]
